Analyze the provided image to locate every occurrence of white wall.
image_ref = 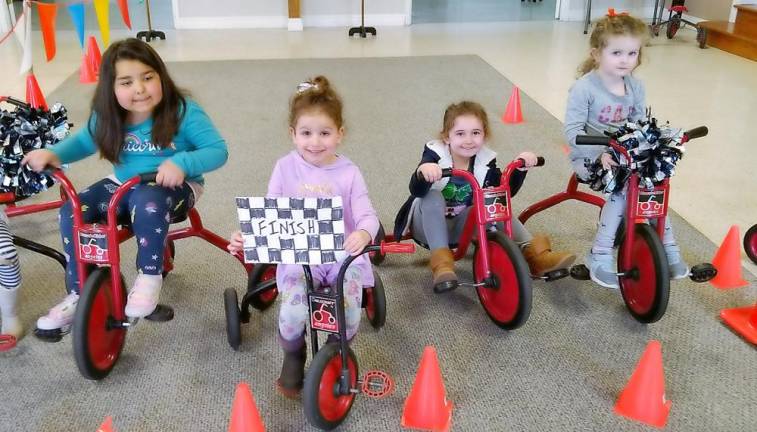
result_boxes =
[559,0,656,21]
[172,0,407,29]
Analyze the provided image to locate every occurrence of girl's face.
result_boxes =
[113,59,163,124]
[290,111,343,167]
[444,114,485,160]
[593,35,642,80]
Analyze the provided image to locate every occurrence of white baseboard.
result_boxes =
[560,7,655,22]
[173,15,288,29]
[303,14,407,28]
[288,18,303,31]
[172,13,406,30]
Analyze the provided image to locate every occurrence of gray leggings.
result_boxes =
[411,190,533,250]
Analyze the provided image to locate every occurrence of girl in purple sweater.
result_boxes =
[229,76,379,398]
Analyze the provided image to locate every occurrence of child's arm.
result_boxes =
[265,160,285,198]
[408,146,441,197]
[348,169,379,243]
[50,116,98,164]
[628,78,647,122]
[564,82,593,158]
[169,102,229,178]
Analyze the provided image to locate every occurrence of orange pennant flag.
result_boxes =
[36,2,57,61]
[117,0,132,29]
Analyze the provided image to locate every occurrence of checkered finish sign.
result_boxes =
[236,196,346,264]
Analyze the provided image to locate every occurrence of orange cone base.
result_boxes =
[720,305,757,345]
[711,276,748,290]
[96,416,114,432]
[0,334,17,352]
[614,400,671,429]
[400,401,453,432]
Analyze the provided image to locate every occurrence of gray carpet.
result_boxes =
[1,56,754,432]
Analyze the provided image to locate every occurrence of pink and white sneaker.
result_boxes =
[35,292,79,341]
[125,274,163,318]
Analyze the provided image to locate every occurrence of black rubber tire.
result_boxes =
[667,15,681,39]
[303,343,359,430]
[369,223,386,265]
[247,264,279,311]
[473,231,532,330]
[744,224,757,265]
[224,288,241,351]
[618,224,670,323]
[73,268,127,380]
[364,270,386,329]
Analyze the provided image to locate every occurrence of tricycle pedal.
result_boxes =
[33,325,70,343]
[570,264,591,280]
[689,263,717,283]
[144,304,174,322]
[541,268,570,282]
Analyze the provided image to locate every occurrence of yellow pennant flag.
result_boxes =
[93,0,110,46]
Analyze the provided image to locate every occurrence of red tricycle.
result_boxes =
[301,242,414,430]
[374,157,561,330]
[42,169,265,380]
[519,126,716,323]
[223,240,409,351]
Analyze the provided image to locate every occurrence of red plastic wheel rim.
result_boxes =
[621,233,657,315]
[475,239,519,323]
[317,352,357,422]
[259,266,278,303]
[364,287,375,320]
[87,278,125,371]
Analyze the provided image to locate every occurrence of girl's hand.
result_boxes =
[156,159,186,189]
[515,151,538,171]
[21,149,61,172]
[417,163,443,183]
[600,152,618,170]
[344,230,372,256]
[227,230,244,254]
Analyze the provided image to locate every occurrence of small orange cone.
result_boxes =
[710,225,748,289]
[86,36,102,78]
[401,346,453,432]
[501,86,523,124]
[25,73,48,110]
[96,416,115,432]
[80,52,97,84]
[614,340,671,428]
[720,303,757,345]
[228,382,265,432]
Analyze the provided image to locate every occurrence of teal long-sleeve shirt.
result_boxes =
[51,100,228,184]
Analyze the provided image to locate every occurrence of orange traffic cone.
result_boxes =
[720,303,757,345]
[86,36,102,78]
[25,73,48,110]
[710,225,748,289]
[96,416,115,432]
[501,86,523,124]
[228,382,265,432]
[401,346,453,432]
[614,340,671,428]
[80,52,97,84]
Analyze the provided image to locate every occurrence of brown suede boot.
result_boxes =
[522,235,576,277]
[276,343,307,399]
[430,248,458,293]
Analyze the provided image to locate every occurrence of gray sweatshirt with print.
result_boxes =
[563,70,646,167]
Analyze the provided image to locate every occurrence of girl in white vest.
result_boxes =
[394,101,574,292]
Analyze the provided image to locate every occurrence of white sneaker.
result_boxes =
[125,274,162,318]
[585,252,619,289]
[665,245,689,280]
[36,292,79,331]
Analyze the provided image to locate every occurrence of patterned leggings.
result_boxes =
[59,178,194,294]
[276,263,363,346]
[0,209,21,290]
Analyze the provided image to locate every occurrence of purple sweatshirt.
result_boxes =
[267,150,380,285]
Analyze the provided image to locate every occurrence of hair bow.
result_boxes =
[297,81,318,93]
[607,8,629,17]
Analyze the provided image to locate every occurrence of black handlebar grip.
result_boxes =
[139,172,158,183]
[441,168,453,178]
[535,156,545,167]
[684,126,708,140]
[575,135,610,146]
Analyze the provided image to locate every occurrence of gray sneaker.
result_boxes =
[665,245,689,280]
[585,252,619,289]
